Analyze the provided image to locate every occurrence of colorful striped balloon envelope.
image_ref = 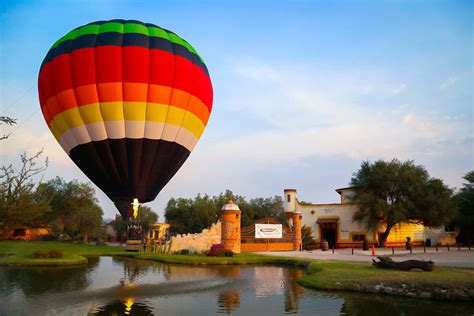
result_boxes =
[38,19,213,219]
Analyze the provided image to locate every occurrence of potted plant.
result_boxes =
[405,237,412,250]
[362,239,369,251]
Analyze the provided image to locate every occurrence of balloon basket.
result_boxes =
[126,239,143,251]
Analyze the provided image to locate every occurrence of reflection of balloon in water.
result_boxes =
[38,20,213,219]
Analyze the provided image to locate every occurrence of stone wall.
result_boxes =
[170,221,222,253]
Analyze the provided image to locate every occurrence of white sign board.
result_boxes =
[255,224,282,239]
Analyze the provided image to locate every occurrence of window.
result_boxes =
[352,234,366,242]
[287,194,291,202]
[444,225,455,232]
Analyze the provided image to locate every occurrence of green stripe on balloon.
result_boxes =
[51,22,201,61]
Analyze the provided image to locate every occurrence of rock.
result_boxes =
[384,287,393,294]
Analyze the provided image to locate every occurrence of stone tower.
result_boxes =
[283,189,297,226]
[292,211,302,251]
[283,189,302,251]
[220,199,241,253]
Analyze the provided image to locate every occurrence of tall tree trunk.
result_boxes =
[82,231,88,243]
[379,225,393,247]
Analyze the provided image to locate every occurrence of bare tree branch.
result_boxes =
[0,116,17,140]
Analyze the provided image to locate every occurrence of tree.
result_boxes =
[0,151,50,232]
[454,171,474,245]
[350,159,457,247]
[0,116,16,140]
[112,217,127,242]
[164,195,217,235]
[164,190,285,235]
[241,196,285,227]
[139,205,159,229]
[69,203,103,243]
[36,177,103,242]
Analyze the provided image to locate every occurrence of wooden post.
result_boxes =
[424,245,426,253]
[410,247,413,254]
[332,244,335,254]
[447,245,450,251]
[352,248,354,255]
[458,245,461,251]
[392,247,395,255]
[436,245,438,252]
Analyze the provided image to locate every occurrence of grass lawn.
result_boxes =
[138,252,310,266]
[298,261,474,301]
[0,241,134,266]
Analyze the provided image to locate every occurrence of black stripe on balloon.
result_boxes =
[40,32,208,76]
[69,138,190,218]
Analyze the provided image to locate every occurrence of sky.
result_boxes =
[0,0,472,220]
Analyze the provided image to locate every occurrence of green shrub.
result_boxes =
[215,248,225,257]
[32,250,49,258]
[178,249,189,255]
[48,249,63,258]
[32,249,63,258]
[224,250,234,257]
[302,225,316,250]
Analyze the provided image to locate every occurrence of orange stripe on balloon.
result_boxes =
[123,82,148,101]
[44,83,210,127]
[75,84,99,106]
[55,89,77,110]
[148,85,172,104]
[97,82,123,102]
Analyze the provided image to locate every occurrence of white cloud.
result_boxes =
[392,83,407,94]
[440,77,458,89]
[186,59,471,198]
[223,60,460,156]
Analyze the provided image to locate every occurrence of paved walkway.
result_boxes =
[256,247,474,268]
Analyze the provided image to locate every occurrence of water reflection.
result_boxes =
[91,298,154,316]
[218,290,241,313]
[284,269,304,314]
[0,257,473,315]
[0,257,99,296]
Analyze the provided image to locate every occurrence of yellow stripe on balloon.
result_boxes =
[49,102,205,141]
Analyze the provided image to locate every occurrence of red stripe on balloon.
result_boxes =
[38,46,212,111]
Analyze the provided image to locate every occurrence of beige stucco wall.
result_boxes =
[170,221,222,253]
[297,202,377,243]
[285,188,434,245]
[340,189,356,204]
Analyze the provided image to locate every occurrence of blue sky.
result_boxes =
[1,0,472,220]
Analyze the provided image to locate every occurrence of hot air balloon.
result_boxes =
[38,19,213,221]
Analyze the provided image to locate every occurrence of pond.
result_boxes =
[0,257,473,315]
